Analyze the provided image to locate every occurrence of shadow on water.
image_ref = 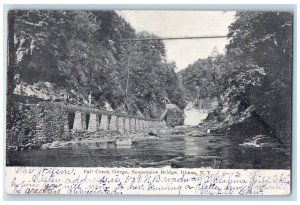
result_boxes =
[6,133,290,169]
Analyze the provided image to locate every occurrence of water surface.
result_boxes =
[7,134,290,169]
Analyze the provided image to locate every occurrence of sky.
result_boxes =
[117,10,236,71]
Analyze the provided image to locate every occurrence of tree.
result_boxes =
[8,10,186,119]
[214,11,292,146]
[179,51,225,101]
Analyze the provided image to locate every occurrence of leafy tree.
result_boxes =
[8,10,187,120]
[209,11,292,146]
[180,11,292,147]
[179,49,225,101]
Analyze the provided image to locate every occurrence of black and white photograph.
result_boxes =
[6,10,292,171]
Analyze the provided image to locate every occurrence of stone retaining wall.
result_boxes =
[7,102,164,147]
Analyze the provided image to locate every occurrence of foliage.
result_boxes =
[179,49,225,101]
[180,11,292,146]
[10,10,186,118]
[210,12,292,145]
[224,11,292,143]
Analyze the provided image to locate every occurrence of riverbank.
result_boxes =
[7,128,164,152]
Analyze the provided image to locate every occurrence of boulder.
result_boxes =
[160,104,185,127]
[115,138,132,146]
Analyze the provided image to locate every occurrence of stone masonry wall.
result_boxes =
[7,101,161,148]
[34,103,68,141]
[7,102,68,147]
[7,102,37,146]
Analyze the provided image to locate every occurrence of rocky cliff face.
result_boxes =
[204,91,290,149]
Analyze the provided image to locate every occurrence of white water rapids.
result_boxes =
[184,102,208,126]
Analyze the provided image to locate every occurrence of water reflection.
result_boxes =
[183,136,209,156]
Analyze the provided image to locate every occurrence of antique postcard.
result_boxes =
[6,10,292,195]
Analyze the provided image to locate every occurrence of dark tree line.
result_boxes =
[8,10,186,118]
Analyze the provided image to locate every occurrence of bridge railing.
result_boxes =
[53,102,165,134]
